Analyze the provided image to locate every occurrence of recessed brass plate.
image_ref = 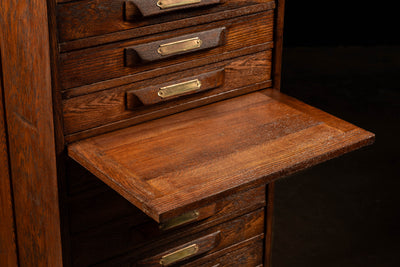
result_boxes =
[157,37,202,56]
[160,244,199,266]
[158,79,202,99]
[160,210,200,230]
[157,0,201,9]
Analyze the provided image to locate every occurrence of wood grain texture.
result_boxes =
[59,11,274,89]
[65,80,271,143]
[63,51,272,135]
[68,183,265,235]
[68,90,375,223]
[101,234,264,267]
[0,0,63,266]
[0,54,19,267]
[57,0,275,50]
[272,0,285,90]
[85,208,264,267]
[62,42,272,99]
[180,235,264,267]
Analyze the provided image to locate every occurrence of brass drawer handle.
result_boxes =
[157,0,201,9]
[160,210,200,230]
[160,244,199,266]
[124,27,225,66]
[125,0,221,19]
[126,69,224,108]
[158,37,202,56]
[158,79,201,99]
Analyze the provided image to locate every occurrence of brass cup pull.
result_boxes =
[157,0,201,9]
[160,244,199,266]
[160,210,200,230]
[158,79,202,99]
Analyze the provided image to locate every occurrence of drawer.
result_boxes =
[180,235,264,267]
[56,0,275,51]
[68,184,265,234]
[59,11,274,90]
[72,208,265,266]
[67,91,374,227]
[63,51,272,136]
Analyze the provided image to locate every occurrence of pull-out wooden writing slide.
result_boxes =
[68,90,374,224]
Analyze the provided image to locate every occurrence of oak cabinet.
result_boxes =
[0,0,374,266]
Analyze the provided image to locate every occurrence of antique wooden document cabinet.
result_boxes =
[0,0,374,266]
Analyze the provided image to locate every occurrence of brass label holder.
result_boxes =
[158,79,202,99]
[160,244,199,266]
[157,0,202,10]
[160,210,200,230]
[157,37,202,56]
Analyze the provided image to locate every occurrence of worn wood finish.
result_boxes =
[62,43,272,99]
[60,12,274,89]
[78,208,264,267]
[0,0,63,266]
[69,183,265,234]
[68,90,375,224]
[0,54,19,267]
[63,51,272,135]
[99,234,264,267]
[180,235,264,267]
[125,0,222,19]
[272,0,285,90]
[65,80,271,143]
[57,0,275,49]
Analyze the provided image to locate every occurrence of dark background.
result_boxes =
[272,1,400,266]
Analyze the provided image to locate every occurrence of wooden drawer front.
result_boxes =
[56,0,275,50]
[68,184,265,234]
[180,235,264,267]
[59,11,274,90]
[63,51,272,136]
[74,208,265,267]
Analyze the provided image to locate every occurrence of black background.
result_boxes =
[272,1,400,266]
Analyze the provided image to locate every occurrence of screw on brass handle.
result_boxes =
[157,0,201,9]
[159,210,200,230]
[157,37,202,56]
[158,79,202,99]
[160,244,199,266]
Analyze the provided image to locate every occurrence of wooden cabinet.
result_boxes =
[0,0,374,266]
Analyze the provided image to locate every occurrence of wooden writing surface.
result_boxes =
[69,90,374,223]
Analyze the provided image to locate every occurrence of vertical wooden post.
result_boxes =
[266,1,286,265]
[0,0,64,266]
[0,53,19,267]
[264,182,275,267]
[273,0,286,91]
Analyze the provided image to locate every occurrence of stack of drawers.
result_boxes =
[57,0,276,142]
[57,0,276,266]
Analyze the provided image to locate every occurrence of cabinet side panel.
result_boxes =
[0,52,19,267]
[0,1,63,266]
